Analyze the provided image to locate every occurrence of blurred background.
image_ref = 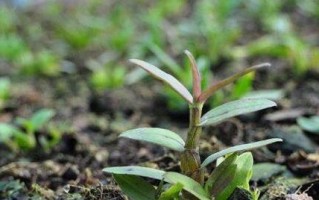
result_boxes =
[1,0,318,107]
[0,0,319,199]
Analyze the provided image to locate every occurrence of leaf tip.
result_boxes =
[267,99,277,107]
[184,49,191,56]
[254,62,271,69]
[102,167,112,174]
[184,49,201,100]
[128,58,139,64]
[275,138,283,142]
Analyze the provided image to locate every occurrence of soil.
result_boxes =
[1,64,318,199]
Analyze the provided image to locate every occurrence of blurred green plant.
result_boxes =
[86,56,126,91]
[0,109,60,151]
[177,0,241,63]
[232,0,319,75]
[1,0,317,82]
[0,6,17,33]
[104,51,282,200]
[0,77,11,110]
[105,6,135,52]
[140,0,186,49]
[234,34,319,76]
[90,65,126,91]
[209,72,256,108]
[0,180,26,199]
[16,50,61,76]
[0,34,27,61]
[297,116,319,134]
[297,0,319,19]
[56,18,100,50]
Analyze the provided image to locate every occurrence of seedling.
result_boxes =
[148,44,211,110]
[18,50,61,77]
[133,44,258,111]
[103,50,282,199]
[0,34,27,61]
[55,17,97,50]
[89,62,126,91]
[0,108,60,151]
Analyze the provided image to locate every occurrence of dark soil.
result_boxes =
[1,65,319,199]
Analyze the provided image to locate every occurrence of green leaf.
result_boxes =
[201,138,282,168]
[205,153,238,195]
[120,128,185,152]
[14,131,36,150]
[199,63,271,102]
[163,172,210,200]
[0,77,10,100]
[159,183,183,200]
[231,73,254,99]
[297,116,319,134]
[232,152,254,190]
[113,174,156,200]
[252,163,286,182]
[103,166,165,180]
[185,50,201,99]
[0,123,17,141]
[243,89,284,100]
[213,153,254,200]
[129,59,193,104]
[201,99,276,126]
[31,109,55,130]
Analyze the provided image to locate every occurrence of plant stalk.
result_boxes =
[180,103,204,185]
